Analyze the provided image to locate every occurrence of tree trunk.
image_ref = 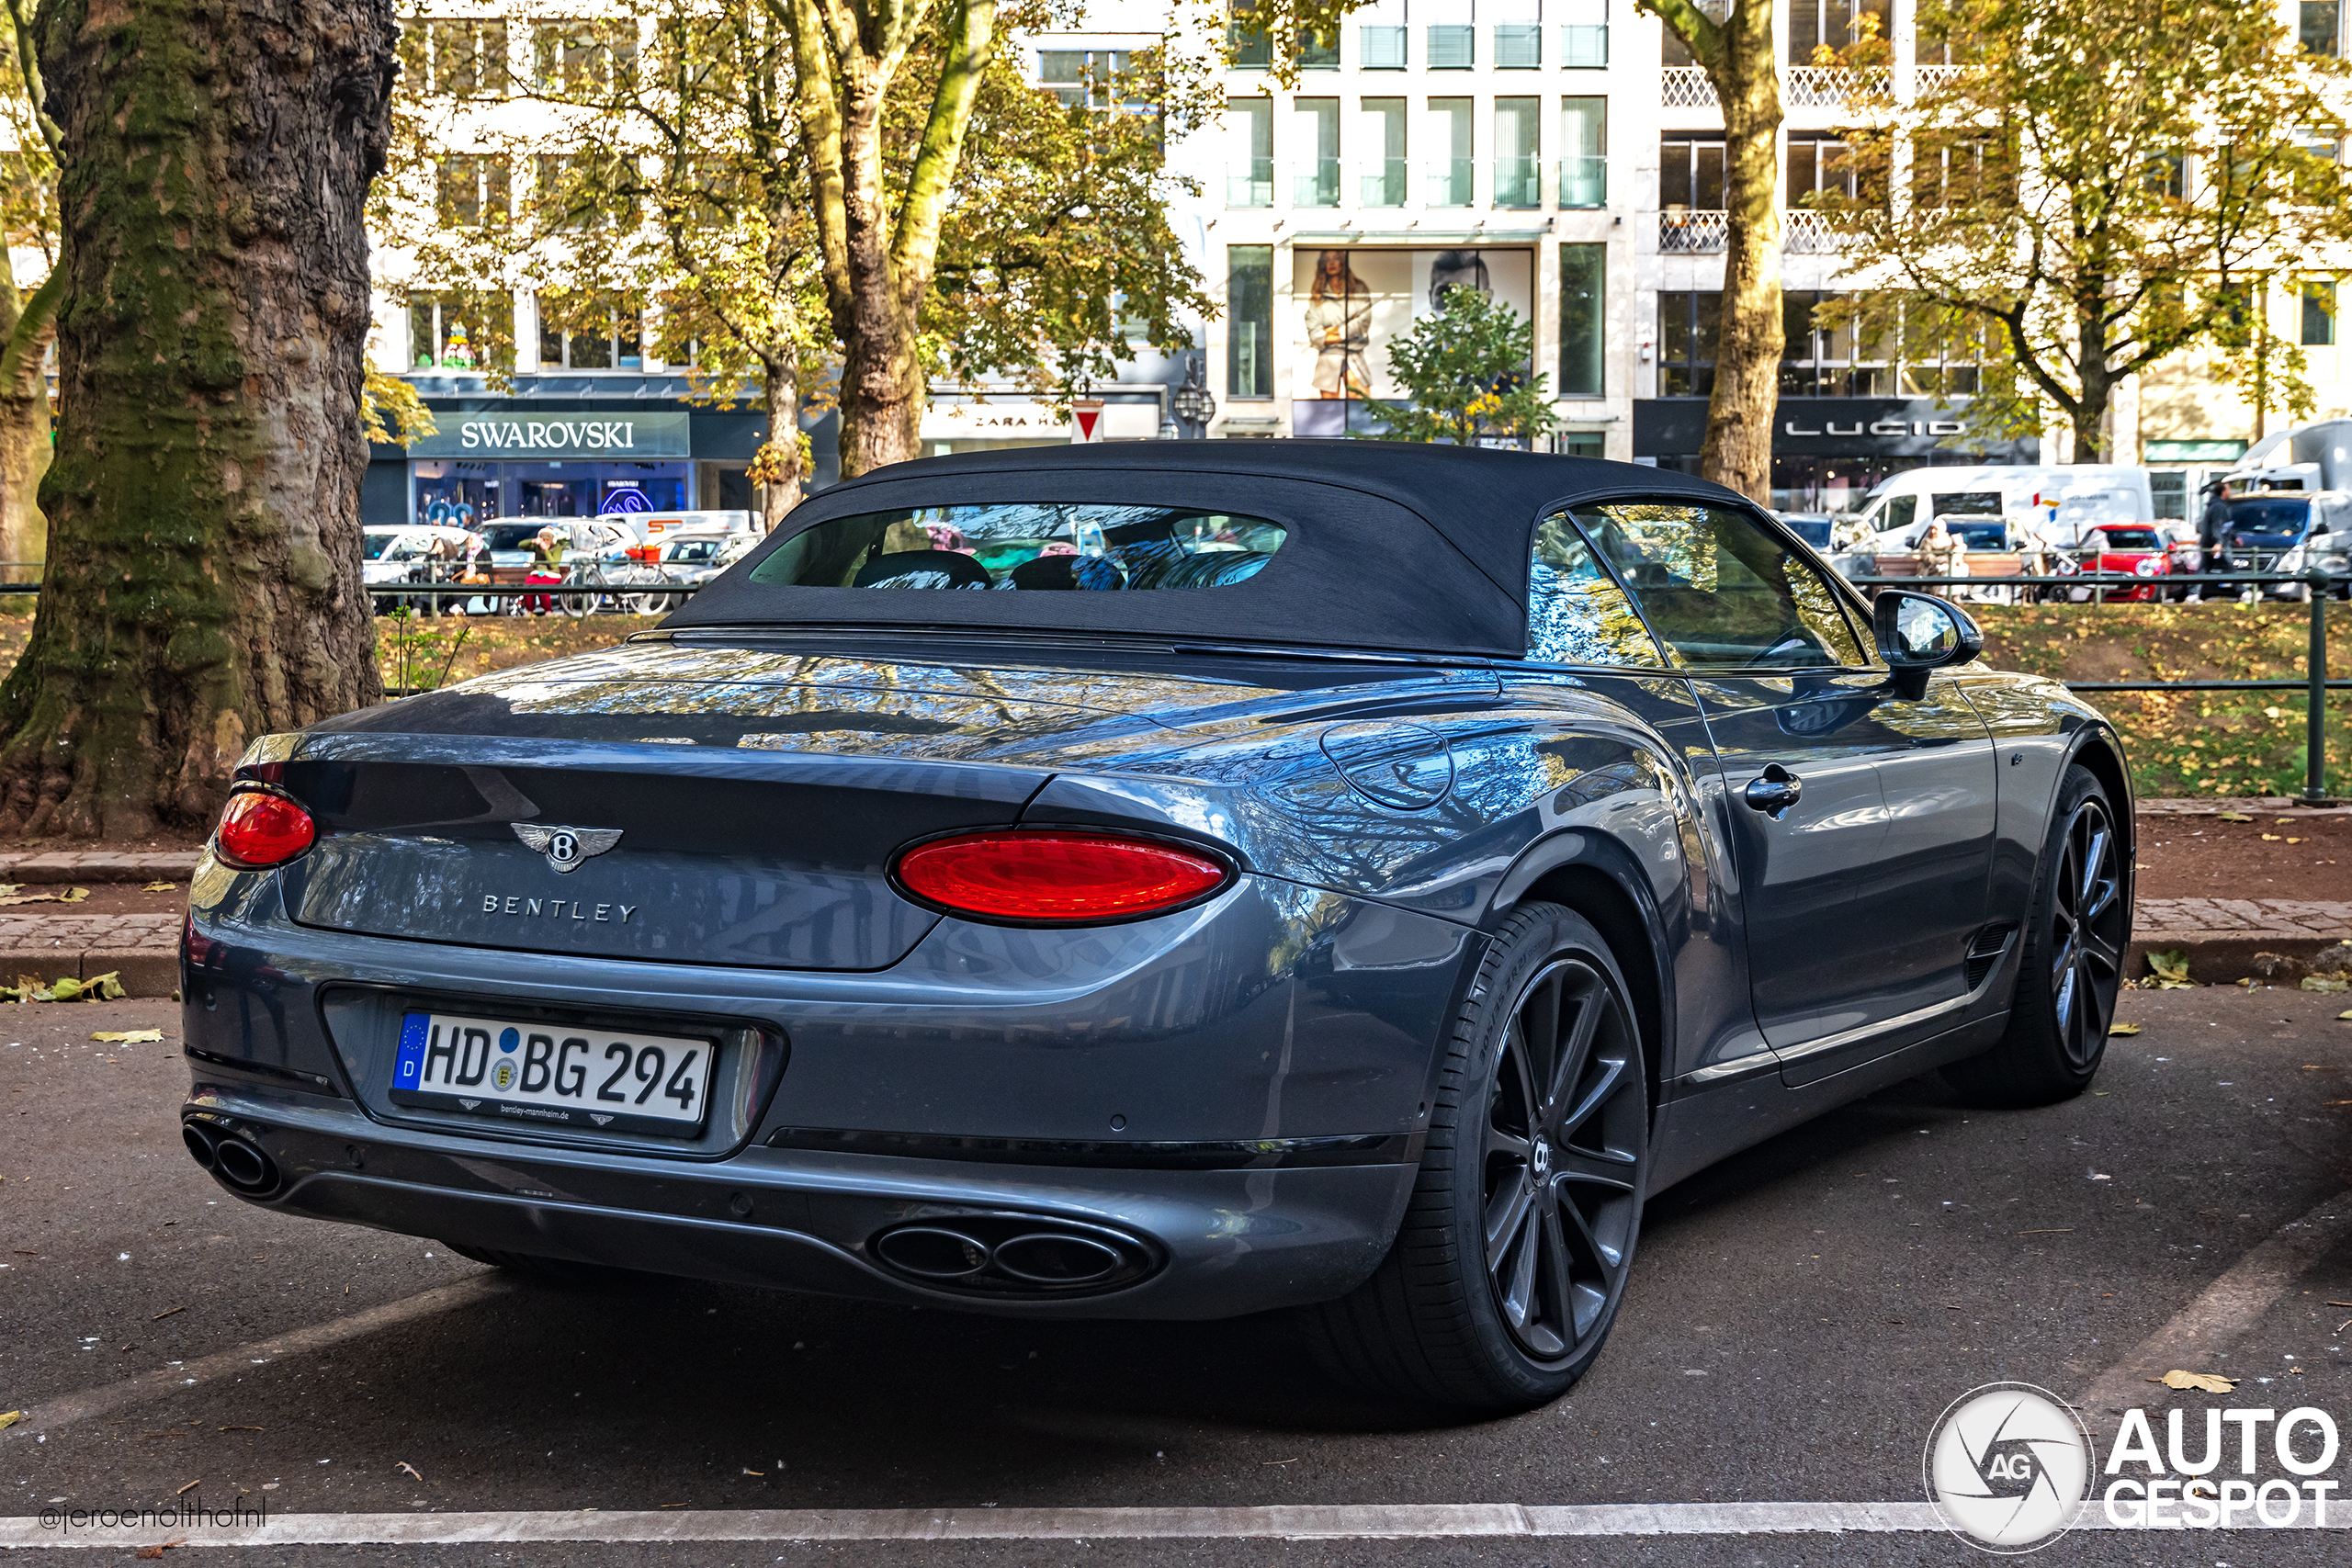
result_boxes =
[832,79,924,476]
[1700,3,1783,504]
[0,250,56,577]
[0,0,396,839]
[758,359,804,525]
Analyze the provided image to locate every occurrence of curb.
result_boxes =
[0,851,201,884]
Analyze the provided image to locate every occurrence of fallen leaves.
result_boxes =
[3,972,126,1004]
[0,1411,21,1431]
[396,1461,424,1482]
[133,1539,187,1560]
[0,885,88,907]
[2339,1009,2352,1021]
[2262,832,2283,840]
[92,1028,164,1043]
[2218,810,2256,822]
[2146,950,2194,988]
[2302,976,2350,993]
[2149,1370,2240,1393]
[141,881,177,892]
[2109,1022,2143,1036]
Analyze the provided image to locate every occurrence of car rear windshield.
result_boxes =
[362,534,403,561]
[748,504,1288,592]
[2097,527,2162,549]
[2226,498,2311,535]
[483,524,550,551]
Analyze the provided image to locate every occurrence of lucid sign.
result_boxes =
[1633,398,2034,461]
[1782,417,1966,438]
[407,410,693,461]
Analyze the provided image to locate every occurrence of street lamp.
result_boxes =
[1171,378,1215,433]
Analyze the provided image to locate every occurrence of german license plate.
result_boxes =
[389,1010,714,1135]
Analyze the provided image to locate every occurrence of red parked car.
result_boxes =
[2052,523,2170,601]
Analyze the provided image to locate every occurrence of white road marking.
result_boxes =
[0,1501,2339,1547]
[2073,1186,2352,1431]
[0,1275,510,1438]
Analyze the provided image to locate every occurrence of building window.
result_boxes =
[1294,97,1340,207]
[1226,97,1273,208]
[537,153,638,230]
[1426,0,1476,68]
[1559,0,1608,67]
[1911,132,1996,209]
[1228,2,1273,67]
[1426,96,1474,207]
[1660,135,1724,210]
[1780,290,1892,396]
[1555,432,1605,458]
[409,290,514,372]
[402,18,510,97]
[1494,96,1540,209]
[1657,291,1720,397]
[1661,0,1724,67]
[1787,135,1856,206]
[1297,26,1340,69]
[1227,245,1274,399]
[537,292,643,371]
[1788,0,1889,62]
[1560,243,1604,397]
[2303,280,2337,345]
[1360,97,1408,207]
[1560,96,1606,207]
[434,154,510,228]
[1038,50,1148,109]
[2302,1,2343,56]
[1895,299,1983,396]
[1494,0,1542,68]
[532,17,637,96]
[1361,7,1408,70]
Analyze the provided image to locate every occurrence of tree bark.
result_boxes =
[1648,0,1783,504]
[758,358,803,525]
[0,0,396,839]
[0,246,56,575]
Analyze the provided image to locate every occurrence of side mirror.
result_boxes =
[1872,591,1984,701]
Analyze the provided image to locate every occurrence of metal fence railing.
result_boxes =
[1850,568,2341,804]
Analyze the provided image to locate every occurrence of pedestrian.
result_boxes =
[1917,519,1969,599]
[524,526,565,615]
[424,536,452,617]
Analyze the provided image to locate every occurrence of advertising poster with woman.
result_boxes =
[1292,248,1532,435]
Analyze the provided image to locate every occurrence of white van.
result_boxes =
[2225,419,2352,495]
[600,509,761,541]
[1845,465,2156,549]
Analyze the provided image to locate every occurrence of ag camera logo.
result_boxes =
[1924,1382,2094,1552]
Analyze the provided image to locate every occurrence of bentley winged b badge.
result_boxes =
[512,823,624,874]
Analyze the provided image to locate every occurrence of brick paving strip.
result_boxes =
[0,803,2340,998]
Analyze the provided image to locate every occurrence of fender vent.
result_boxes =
[1965,923,2018,991]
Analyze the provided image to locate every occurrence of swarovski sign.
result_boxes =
[406,410,693,461]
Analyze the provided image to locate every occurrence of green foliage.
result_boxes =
[1369,288,1555,447]
[1816,0,2352,457]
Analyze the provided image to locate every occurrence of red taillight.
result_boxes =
[215,790,317,868]
[895,832,1230,924]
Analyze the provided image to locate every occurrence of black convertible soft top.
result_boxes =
[668,441,1747,657]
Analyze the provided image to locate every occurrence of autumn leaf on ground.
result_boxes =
[0,1410,20,1431]
[2305,976,2351,993]
[142,881,177,892]
[2262,833,2283,841]
[2109,1022,2143,1036]
[2218,811,2255,821]
[2146,950,2194,988]
[2338,1009,2352,1021]
[2149,1370,2239,1393]
[93,1029,164,1043]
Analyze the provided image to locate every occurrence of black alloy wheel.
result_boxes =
[1308,904,1650,1411]
[1947,763,2129,1107]
[2046,790,2125,1070]
[1482,956,1645,1360]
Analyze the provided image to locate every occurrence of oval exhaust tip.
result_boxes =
[181,1124,220,1171]
[873,1226,990,1279]
[214,1138,275,1191]
[991,1232,1124,1285]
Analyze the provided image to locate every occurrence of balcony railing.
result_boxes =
[1782,209,1838,253]
[1493,154,1542,209]
[1493,22,1541,68]
[1293,158,1340,209]
[1358,157,1409,208]
[1783,65,1853,107]
[1659,209,1728,252]
[1425,156,1475,208]
[1661,67,1717,107]
[1560,23,1608,67]
[1914,63,1966,93]
[1227,159,1272,209]
[1558,154,1607,208]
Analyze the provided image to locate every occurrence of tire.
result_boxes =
[1306,904,1650,1412]
[1945,764,2127,1107]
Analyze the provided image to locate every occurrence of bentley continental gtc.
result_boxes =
[180,444,2132,1411]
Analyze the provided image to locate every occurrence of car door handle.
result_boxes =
[1744,764,1804,819]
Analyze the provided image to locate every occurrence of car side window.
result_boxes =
[1526,512,1668,666]
[1567,502,1869,671]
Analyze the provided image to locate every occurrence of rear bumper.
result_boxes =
[185,1078,1413,1319]
[179,852,1470,1318]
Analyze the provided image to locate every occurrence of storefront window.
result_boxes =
[1227,245,1273,398]
[1559,243,1604,398]
[409,290,514,372]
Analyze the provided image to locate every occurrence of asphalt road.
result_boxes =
[2,987,2348,1566]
